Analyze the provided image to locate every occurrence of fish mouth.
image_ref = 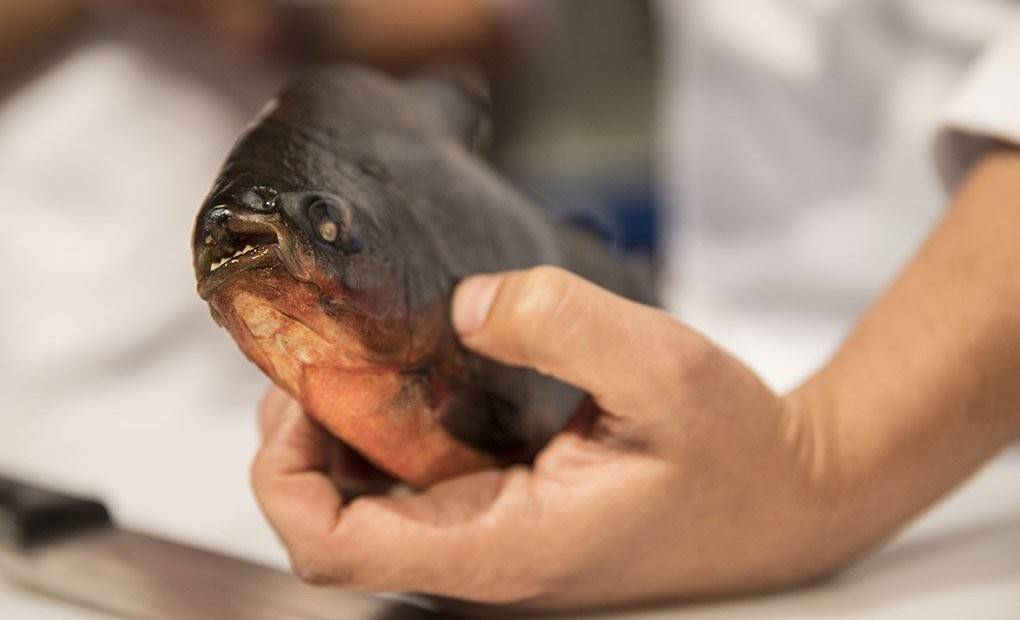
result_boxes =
[195,205,311,300]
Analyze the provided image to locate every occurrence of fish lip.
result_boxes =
[194,206,313,299]
[197,244,281,299]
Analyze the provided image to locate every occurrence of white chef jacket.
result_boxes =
[0,25,288,562]
[656,0,1020,391]
[0,1,1019,566]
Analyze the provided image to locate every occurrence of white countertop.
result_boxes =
[3,446,1017,619]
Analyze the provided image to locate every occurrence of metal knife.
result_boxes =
[0,476,438,619]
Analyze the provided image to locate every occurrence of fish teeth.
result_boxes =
[209,245,258,272]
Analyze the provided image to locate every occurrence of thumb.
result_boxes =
[452,266,693,406]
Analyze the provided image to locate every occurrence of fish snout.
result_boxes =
[193,201,311,298]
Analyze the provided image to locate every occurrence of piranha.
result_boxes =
[192,65,654,487]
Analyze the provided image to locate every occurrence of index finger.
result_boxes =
[251,399,343,548]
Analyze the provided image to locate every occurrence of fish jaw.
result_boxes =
[194,203,318,301]
[302,366,495,487]
[206,265,492,487]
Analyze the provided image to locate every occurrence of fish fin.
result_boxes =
[440,385,531,461]
[408,61,493,153]
[300,366,493,487]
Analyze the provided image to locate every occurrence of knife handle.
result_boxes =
[0,476,111,549]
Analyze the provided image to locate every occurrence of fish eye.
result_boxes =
[305,195,361,252]
[317,219,338,242]
[308,200,338,231]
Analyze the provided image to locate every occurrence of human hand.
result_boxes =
[251,266,866,611]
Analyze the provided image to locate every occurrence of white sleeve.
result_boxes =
[935,17,1020,190]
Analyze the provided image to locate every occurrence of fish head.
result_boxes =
[192,172,447,384]
[195,183,393,309]
[192,63,491,339]
[189,66,502,485]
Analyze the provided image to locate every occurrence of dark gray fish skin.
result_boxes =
[192,64,655,476]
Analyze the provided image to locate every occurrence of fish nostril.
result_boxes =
[201,206,234,244]
[239,191,258,210]
[233,187,275,212]
[207,205,230,221]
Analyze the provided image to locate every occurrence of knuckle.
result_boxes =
[249,449,288,506]
[249,451,271,490]
[290,547,349,587]
[677,329,718,378]
[507,266,581,368]
[650,318,718,393]
[525,264,572,289]
[293,561,332,587]
[257,401,275,435]
[515,266,575,321]
[257,387,289,435]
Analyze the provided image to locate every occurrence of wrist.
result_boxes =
[780,375,899,572]
[783,358,1011,572]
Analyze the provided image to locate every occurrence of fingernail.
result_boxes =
[453,274,502,336]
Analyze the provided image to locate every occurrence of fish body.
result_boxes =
[193,65,654,487]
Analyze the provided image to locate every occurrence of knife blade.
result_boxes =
[0,476,438,619]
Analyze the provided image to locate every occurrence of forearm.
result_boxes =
[0,0,87,87]
[789,147,1020,558]
[293,0,514,72]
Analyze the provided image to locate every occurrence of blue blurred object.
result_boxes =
[519,177,660,259]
